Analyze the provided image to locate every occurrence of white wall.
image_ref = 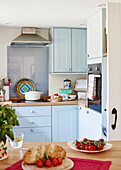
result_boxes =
[49,74,87,96]
[0,27,21,79]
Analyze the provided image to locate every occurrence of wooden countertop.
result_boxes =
[6,99,87,107]
[1,141,121,170]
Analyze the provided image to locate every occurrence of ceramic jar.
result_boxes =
[0,141,8,160]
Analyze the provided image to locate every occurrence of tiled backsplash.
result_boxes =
[7,47,48,97]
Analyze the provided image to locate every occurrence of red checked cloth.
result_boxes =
[5,157,111,170]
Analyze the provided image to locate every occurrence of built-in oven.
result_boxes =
[87,64,102,113]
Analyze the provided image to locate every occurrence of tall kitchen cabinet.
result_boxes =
[87,8,106,64]
[52,105,78,142]
[49,27,87,73]
[107,2,121,141]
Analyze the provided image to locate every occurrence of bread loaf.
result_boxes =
[23,144,66,165]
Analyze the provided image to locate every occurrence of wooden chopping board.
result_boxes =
[22,158,74,170]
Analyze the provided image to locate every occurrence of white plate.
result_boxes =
[67,141,112,153]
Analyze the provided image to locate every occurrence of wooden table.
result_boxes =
[0,141,121,170]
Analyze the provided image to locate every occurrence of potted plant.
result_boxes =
[0,105,19,160]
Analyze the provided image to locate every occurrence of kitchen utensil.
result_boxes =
[15,78,36,99]
[67,141,112,153]
[63,79,71,89]
[3,86,9,101]
[24,91,43,101]
[68,95,76,100]
[22,158,74,170]
[51,94,62,102]
[60,94,69,100]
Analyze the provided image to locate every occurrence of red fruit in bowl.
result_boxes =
[52,159,58,166]
[76,144,80,149]
[2,153,4,157]
[45,160,52,167]
[36,160,43,168]
[41,158,46,165]
[50,157,56,162]
[54,94,58,96]
[80,144,85,150]
[57,158,63,165]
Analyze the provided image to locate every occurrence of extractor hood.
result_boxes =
[11,27,51,47]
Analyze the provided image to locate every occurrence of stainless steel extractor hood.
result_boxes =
[11,27,51,47]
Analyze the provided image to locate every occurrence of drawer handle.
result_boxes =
[30,110,34,113]
[80,107,81,110]
[68,68,71,71]
[30,129,34,132]
[30,121,34,124]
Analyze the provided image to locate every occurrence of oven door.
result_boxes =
[87,64,102,113]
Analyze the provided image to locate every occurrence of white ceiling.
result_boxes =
[0,0,120,28]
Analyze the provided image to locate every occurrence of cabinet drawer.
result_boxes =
[13,127,51,142]
[17,117,51,127]
[12,106,51,117]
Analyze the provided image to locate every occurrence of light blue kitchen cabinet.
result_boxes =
[52,105,78,142]
[78,106,89,140]
[78,106,102,140]
[53,28,71,72]
[72,29,87,72]
[12,106,51,142]
[13,127,51,142]
[49,27,87,73]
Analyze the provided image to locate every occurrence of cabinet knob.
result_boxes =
[68,68,71,71]
[30,121,34,124]
[87,111,89,114]
[73,106,76,110]
[86,54,89,58]
[30,110,34,113]
[80,107,82,110]
[30,129,34,132]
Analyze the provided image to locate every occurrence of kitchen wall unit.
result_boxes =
[49,27,87,73]
[87,8,106,64]
[78,106,102,140]
[12,106,51,142]
[52,105,78,142]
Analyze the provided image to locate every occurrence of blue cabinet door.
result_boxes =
[72,29,87,73]
[13,127,51,142]
[78,106,89,140]
[52,105,78,142]
[54,28,71,72]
